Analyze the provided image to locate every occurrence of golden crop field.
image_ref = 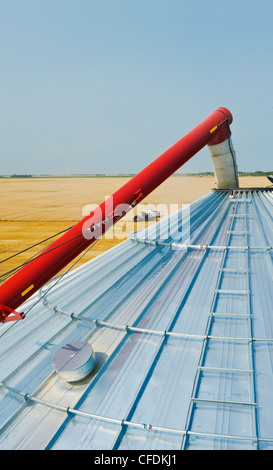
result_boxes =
[0,175,270,283]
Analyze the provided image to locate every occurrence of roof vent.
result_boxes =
[53,341,96,382]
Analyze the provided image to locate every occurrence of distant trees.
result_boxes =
[0,174,33,178]
[10,174,32,178]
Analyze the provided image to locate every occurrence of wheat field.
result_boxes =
[0,175,270,283]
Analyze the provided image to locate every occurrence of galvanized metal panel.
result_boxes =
[0,189,273,450]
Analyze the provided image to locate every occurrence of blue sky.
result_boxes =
[1,0,273,175]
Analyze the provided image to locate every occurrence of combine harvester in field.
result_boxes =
[0,107,272,450]
[133,209,161,222]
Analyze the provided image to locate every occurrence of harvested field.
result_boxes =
[0,175,270,283]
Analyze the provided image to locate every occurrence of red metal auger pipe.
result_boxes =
[0,107,233,322]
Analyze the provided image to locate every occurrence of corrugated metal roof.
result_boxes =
[0,188,273,450]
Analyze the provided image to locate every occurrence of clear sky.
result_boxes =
[1,0,273,175]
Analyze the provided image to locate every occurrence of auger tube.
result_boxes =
[0,106,237,322]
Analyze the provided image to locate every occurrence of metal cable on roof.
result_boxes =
[2,380,273,446]
[0,225,74,266]
[23,237,101,318]
[0,218,111,283]
[41,297,273,343]
[0,225,76,283]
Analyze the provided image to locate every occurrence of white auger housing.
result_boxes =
[208,138,239,189]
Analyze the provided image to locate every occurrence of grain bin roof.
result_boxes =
[0,188,273,450]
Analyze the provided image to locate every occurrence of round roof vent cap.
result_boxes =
[53,341,96,382]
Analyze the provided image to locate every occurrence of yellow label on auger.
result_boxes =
[21,284,34,297]
[210,125,218,134]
